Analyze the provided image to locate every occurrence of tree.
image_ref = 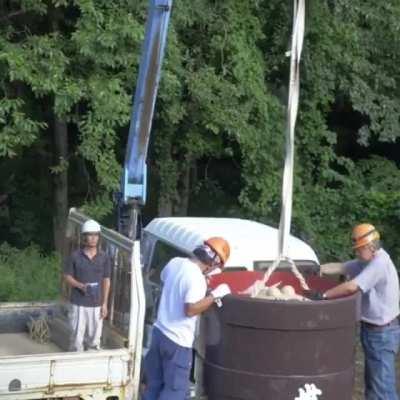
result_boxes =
[151,0,284,217]
[2,0,400,270]
[0,0,143,251]
[256,0,400,263]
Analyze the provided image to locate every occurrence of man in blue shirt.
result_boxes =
[320,223,400,400]
[64,220,111,351]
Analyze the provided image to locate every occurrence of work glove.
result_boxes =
[303,290,326,301]
[211,283,231,300]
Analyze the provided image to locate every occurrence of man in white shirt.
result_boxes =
[142,237,231,400]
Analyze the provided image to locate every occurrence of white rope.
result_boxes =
[253,0,309,296]
[278,0,305,257]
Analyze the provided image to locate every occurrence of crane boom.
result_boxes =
[118,0,173,238]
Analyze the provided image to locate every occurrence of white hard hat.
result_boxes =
[81,220,101,234]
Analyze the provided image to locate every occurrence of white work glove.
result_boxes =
[211,283,231,299]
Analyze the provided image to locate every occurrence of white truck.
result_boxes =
[0,209,145,400]
[0,209,319,400]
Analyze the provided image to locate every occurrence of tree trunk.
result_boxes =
[174,157,191,216]
[158,194,173,217]
[52,116,68,255]
[157,157,193,217]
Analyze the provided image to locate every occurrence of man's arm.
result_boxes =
[185,295,215,317]
[101,278,111,318]
[320,262,345,276]
[324,279,359,299]
[185,283,231,317]
[64,274,86,291]
[63,254,86,291]
[101,255,112,319]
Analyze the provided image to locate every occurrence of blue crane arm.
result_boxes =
[122,0,172,205]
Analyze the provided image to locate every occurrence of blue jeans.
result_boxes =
[361,323,400,400]
[142,327,192,400]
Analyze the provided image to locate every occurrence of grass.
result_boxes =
[0,243,61,302]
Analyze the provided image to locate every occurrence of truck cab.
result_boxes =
[140,217,320,344]
[142,217,319,273]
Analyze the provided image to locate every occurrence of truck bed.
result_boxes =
[0,333,61,356]
[0,301,135,399]
[0,301,127,355]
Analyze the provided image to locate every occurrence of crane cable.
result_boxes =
[256,0,309,295]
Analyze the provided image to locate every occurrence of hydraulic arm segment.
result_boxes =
[118,0,172,238]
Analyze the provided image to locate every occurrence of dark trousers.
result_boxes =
[361,323,400,400]
[142,327,192,400]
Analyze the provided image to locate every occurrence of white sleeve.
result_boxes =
[184,274,207,304]
[160,259,173,283]
[354,259,384,293]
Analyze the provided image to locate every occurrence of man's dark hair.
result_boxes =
[193,244,221,267]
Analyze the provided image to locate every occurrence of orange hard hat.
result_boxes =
[204,237,230,267]
[351,223,380,249]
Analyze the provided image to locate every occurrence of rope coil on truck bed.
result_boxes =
[27,314,50,344]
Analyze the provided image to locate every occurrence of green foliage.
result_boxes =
[0,243,61,302]
[1,0,400,272]
[0,0,143,223]
[0,98,46,157]
[247,0,400,266]
[293,157,400,266]
[153,0,285,215]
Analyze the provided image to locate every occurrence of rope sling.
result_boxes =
[252,0,309,297]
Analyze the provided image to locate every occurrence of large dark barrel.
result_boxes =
[202,271,360,400]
